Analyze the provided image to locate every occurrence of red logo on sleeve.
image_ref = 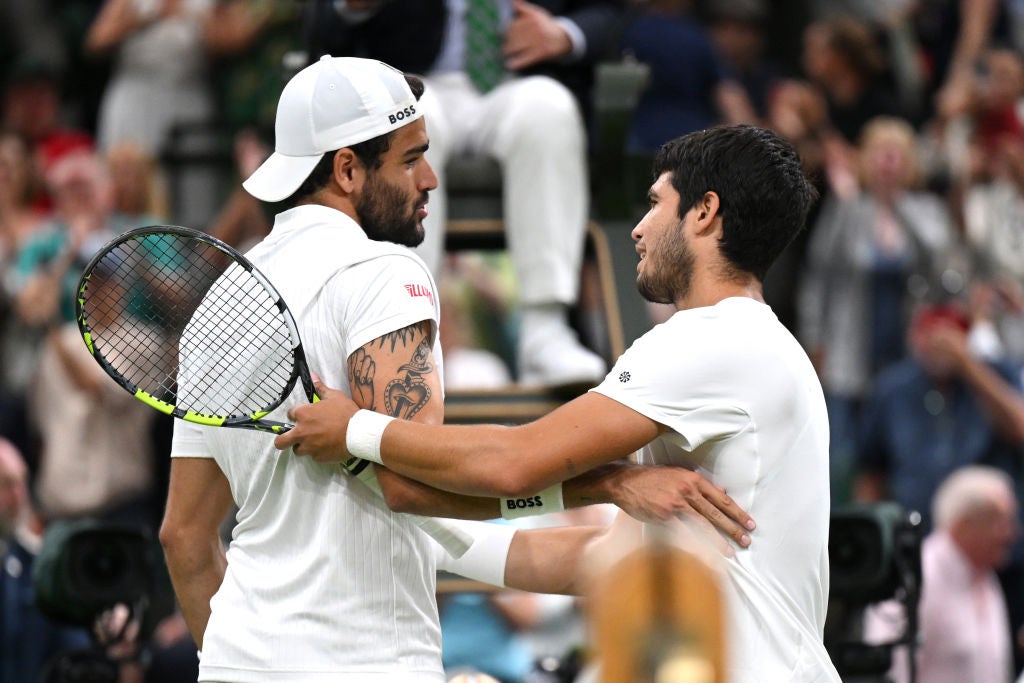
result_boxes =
[404,283,435,306]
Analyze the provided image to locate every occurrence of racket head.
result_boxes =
[76,225,313,432]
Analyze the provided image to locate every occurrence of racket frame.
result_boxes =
[76,225,315,434]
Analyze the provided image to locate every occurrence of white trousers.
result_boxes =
[413,72,590,306]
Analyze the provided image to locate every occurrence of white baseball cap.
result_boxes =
[242,55,424,202]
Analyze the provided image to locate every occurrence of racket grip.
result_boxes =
[350,463,474,558]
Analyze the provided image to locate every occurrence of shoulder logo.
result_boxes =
[619,371,631,383]
[404,283,435,306]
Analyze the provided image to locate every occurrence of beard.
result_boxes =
[636,220,694,304]
[356,171,426,248]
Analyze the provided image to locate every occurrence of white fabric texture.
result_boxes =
[171,205,456,682]
[591,297,841,682]
[411,72,589,306]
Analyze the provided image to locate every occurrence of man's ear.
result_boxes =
[693,191,722,235]
[333,149,363,193]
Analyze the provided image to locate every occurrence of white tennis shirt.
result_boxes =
[171,205,452,682]
[592,297,841,682]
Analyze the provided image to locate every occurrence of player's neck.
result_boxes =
[299,190,360,226]
[675,271,764,311]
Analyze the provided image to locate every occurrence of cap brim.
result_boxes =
[242,152,324,203]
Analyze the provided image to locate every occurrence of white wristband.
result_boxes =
[434,519,516,587]
[500,482,565,519]
[345,410,395,465]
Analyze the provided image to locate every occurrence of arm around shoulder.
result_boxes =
[377,391,663,497]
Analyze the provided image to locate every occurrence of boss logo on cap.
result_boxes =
[388,104,417,124]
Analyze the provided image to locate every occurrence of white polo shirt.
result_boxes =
[171,205,450,682]
[592,297,841,682]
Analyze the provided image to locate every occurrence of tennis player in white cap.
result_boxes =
[160,56,755,682]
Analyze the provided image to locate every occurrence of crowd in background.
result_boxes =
[3,0,1024,681]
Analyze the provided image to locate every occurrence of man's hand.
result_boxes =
[610,465,754,555]
[504,0,573,70]
[274,379,359,461]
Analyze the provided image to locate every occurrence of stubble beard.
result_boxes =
[636,221,694,305]
[357,171,426,248]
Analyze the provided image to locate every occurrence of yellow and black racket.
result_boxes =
[76,225,471,556]
[77,225,312,434]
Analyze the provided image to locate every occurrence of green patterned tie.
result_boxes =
[464,0,503,93]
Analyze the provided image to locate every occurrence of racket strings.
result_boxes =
[177,263,294,415]
[81,234,297,419]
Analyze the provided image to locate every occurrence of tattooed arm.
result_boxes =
[346,320,500,519]
[349,321,617,520]
[346,323,755,545]
[346,320,441,422]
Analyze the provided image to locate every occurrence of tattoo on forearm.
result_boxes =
[385,337,433,419]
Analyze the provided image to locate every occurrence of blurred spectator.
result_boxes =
[317,0,619,388]
[618,0,756,155]
[5,148,155,493]
[105,141,169,221]
[799,116,956,503]
[705,0,782,121]
[0,129,45,466]
[10,148,148,329]
[212,1,304,138]
[937,48,1024,361]
[0,130,44,251]
[766,79,832,178]
[1,60,94,213]
[205,128,271,252]
[0,437,91,683]
[913,0,1013,122]
[854,303,1024,528]
[2,60,77,153]
[85,0,270,229]
[29,318,158,525]
[864,465,1019,683]
[801,15,903,144]
[929,46,1024,195]
[441,587,539,682]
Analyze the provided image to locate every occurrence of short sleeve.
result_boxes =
[170,418,214,458]
[591,322,751,451]
[327,253,440,352]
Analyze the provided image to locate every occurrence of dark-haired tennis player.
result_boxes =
[160,57,753,682]
[278,125,841,682]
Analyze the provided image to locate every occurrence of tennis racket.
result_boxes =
[76,225,472,557]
